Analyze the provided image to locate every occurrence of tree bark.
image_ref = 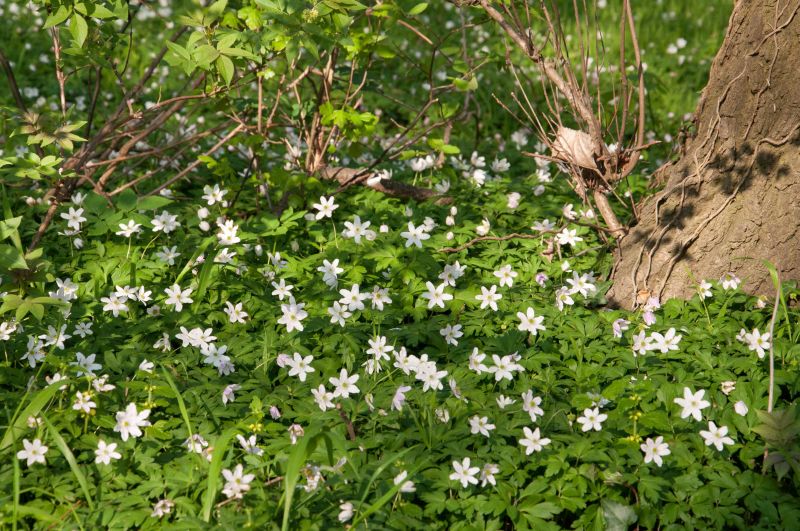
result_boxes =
[609,0,800,308]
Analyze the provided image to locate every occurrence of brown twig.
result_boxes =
[145,124,245,196]
[336,404,357,441]
[50,28,68,119]
[0,48,28,113]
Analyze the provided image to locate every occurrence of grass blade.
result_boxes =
[202,427,238,522]
[1,380,66,454]
[160,366,194,440]
[42,414,95,511]
[281,431,318,531]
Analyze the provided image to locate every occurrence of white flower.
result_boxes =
[479,463,499,487]
[475,218,491,236]
[492,158,511,172]
[697,280,712,299]
[734,400,749,416]
[72,391,96,414]
[640,436,670,466]
[556,227,582,246]
[673,387,710,421]
[720,381,736,395]
[338,502,354,523]
[369,285,392,310]
[392,385,412,412]
[339,284,368,311]
[330,369,360,398]
[278,297,308,333]
[720,272,741,290]
[631,330,650,356]
[555,287,574,311]
[237,434,263,456]
[312,195,338,220]
[343,216,372,243]
[468,415,495,437]
[318,258,344,288]
[95,440,122,465]
[520,427,551,454]
[400,222,430,248]
[647,328,682,353]
[114,403,151,441]
[61,207,86,230]
[100,294,128,317]
[576,407,607,432]
[271,278,294,301]
[439,261,466,286]
[222,384,241,405]
[0,321,18,341]
[70,352,102,377]
[699,421,735,451]
[449,457,480,488]
[475,285,502,311]
[394,470,416,492]
[566,272,597,297]
[496,395,515,409]
[74,322,93,338]
[440,324,463,346]
[489,354,521,382]
[409,154,435,172]
[521,391,544,422]
[612,318,630,338]
[116,220,142,237]
[151,211,180,233]
[286,352,315,382]
[493,265,517,287]
[40,324,71,349]
[288,424,304,444]
[202,184,228,205]
[151,499,174,518]
[468,348,489,374]
[216,219,240,246]
[17,438,48,467]
[312,384,336,411]
[532,219,556,232]
[743,328,771,359]
[517,307,546,335]
[422,281,453,309]
[222,464,255,499]
[164,284,193,312]
[224,301,248,323]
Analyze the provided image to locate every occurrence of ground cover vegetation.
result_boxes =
[1,0,800,529]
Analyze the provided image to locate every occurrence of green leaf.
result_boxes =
[602,499,637,531]
[194,44,220,67]
[0,244,28,270]
[521,501,562,520]
[44,5,72,28]
[136,195,173,211]
[70,14,89,48]
[216,55,235,85]
[454,75,478,92]
[408,2,429,15]
[116,189,138,212]
[166,41,191,61]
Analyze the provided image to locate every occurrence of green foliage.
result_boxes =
[2,0,797,529]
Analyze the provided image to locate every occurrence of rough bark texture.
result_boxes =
[609,0,800,308]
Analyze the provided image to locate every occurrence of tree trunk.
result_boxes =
[608,0,800,308]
